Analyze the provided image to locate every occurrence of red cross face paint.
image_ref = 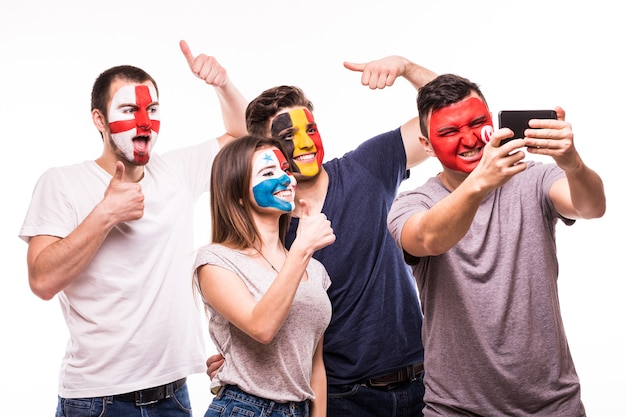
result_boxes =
[270,108,324,178]
[108,84,160,165]
[251,148,297,212]
[428,97,493,173]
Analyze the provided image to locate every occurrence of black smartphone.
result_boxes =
[498,110,557,146]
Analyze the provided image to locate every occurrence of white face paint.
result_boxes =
[107,84,160,165]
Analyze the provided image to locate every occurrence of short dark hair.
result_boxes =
[90,65,158,120]
[245,85,314,137]
[417,74,487,139]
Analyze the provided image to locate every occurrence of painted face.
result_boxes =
[270,108,324,178]
[428,97,493,173]
[251,148,297,212]
[107,84,160,165]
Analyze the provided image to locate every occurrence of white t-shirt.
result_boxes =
[19,139,220,398]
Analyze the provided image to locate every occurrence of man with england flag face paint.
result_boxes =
[107,83,161,166]
[207,56,438,417]
[19,40,248,417]
[388,73,605,416]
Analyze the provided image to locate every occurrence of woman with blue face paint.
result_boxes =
[193,135,336,417]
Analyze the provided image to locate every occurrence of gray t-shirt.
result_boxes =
[193,244,331,402]
[388,161,584,416]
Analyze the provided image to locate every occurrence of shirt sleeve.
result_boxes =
[343,128,408,192]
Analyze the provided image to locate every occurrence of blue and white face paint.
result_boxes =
[251,148,297,212]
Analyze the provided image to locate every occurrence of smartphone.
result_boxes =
[498,110,557,146]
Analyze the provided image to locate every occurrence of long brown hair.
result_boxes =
[210,135,293,250]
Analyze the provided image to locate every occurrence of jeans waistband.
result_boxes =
[113,377,186,406]
[218,385,309,413]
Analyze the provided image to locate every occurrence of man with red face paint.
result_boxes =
[388,74,606,416]
[18,40,248,417]
[206,56,437,417]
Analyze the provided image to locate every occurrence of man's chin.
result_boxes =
[295,163,321,178]
[133,154,150,165]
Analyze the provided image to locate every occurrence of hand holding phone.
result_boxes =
[498,110,557,146]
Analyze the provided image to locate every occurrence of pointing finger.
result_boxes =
[343,61,365,73]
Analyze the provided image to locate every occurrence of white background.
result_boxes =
[1,1,623,415]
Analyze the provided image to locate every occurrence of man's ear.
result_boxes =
[92,109,107,134]
[419,135,437,157]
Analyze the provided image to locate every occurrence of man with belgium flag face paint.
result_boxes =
[270,107,324,178]
[206,56,437,417]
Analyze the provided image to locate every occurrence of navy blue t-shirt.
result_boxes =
[285,128,424,385]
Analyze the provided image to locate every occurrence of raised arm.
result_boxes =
[524,106,606,220]
[179,40,248,147]
[344,56,437,168]
[398,129,527,257]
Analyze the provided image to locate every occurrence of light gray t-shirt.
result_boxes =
[388,161,584,416]
[193,244,332,402]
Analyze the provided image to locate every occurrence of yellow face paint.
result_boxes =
[271,108,324,178]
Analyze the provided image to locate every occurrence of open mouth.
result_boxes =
[133,135,150,153]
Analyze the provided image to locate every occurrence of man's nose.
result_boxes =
[135,110,152,129]
[295,132,315,149]
[459,127,479,147]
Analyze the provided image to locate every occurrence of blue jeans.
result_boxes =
[206,385,310,417]
[55,383,192,417]
[327,375,425,417]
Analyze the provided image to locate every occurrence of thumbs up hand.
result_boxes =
[179,40,228,87]
[102,161,145,223]
[294,199,335,253]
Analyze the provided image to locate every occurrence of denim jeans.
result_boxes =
[55,383,192,417]
[327,373,425,417]
[206,385,310,417]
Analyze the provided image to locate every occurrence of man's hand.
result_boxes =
[206,353,225,379]
[101,161,144,223]
[344,56,437,90]
[467,130,528,193]
[179,40,228,87]
[523,107,579,170]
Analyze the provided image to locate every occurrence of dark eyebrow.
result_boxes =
[116,100,159,108]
